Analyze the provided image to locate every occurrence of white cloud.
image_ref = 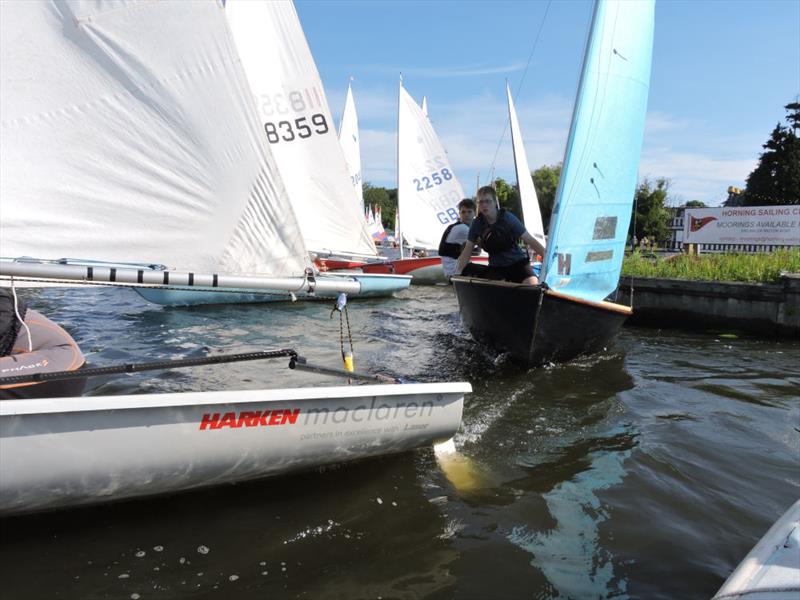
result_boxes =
[355,62,527,78]
[343,88,760,208]
[644,110,690,134]
[640,151,756,206]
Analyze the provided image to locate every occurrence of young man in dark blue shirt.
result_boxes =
[455,186,545,285]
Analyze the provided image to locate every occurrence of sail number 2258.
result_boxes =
[413,169,453,191]
[264,114,329,144]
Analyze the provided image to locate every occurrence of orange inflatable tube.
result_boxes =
[0,310,86,399]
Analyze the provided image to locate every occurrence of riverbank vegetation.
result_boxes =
[361,101,798,233]
[622,248,800,283]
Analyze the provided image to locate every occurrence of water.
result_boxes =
[1,284,798,599]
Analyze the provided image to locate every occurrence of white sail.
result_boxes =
[397,85,465,250]
[225,0,376,259]
[421,96,429,117]
[506,83,546,248]
[338,81,364,216]
[0,0,309,277]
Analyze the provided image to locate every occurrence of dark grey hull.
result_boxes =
[451,277,631,366]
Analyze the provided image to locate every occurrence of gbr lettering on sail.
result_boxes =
[413,154,461,225]
[398,84,466,250]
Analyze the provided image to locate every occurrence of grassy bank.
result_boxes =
[621,248,800,283]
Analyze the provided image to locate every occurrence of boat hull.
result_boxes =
[362,257,490,285]
[451,276,630,366]
[135,273,411,306]
[713,499,800,600]
[0,382,468,516]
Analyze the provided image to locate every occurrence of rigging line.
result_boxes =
[484,0,552,187]
[542,0,597,275]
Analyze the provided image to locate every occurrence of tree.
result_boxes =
[493,177,521,219]
[684,200,706,208]
[362,182,396,228]
[630,178,671,244]
[532,164,561,231]
[742,102,800,206]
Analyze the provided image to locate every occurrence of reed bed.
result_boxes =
[621,248,800,283]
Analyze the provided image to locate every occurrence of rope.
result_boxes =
[9,278,32,352]
[344,304,354,359]
[630,185,638,308]
[0,348,298,386]
[331,293,354,368]
[337,304,354,361]
[485,0,552,186]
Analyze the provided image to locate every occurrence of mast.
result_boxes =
[541,0,600,280]
[397,74,404,259]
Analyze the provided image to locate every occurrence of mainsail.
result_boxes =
[543,0,654,302]
[0,0,310,277]
[397,85,466,250]
[506,83,546,248]
[338,81,365,216]
[225,0,376,259]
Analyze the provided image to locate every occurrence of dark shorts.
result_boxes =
[461,259,534,284]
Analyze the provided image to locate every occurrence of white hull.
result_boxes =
[0,382,469,516]
[407,262,447,285]
[713,499,800,600]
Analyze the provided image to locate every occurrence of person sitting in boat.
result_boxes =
[438,198,477,279]
[0,289,86,399]
[455,186,545,285]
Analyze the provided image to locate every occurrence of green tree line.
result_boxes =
[362,100,799,240]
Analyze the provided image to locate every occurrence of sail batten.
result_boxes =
[0,0,310,277]
[543,0,655,302]
[225,0,376,259]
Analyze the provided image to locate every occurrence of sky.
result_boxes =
[294,0,800,207]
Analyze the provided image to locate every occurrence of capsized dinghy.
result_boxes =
[0,349,470,516]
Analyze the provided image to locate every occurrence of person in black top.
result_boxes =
[455,186,545,284]
[438,198,476,278]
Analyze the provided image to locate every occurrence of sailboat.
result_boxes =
[362,85,487,284]
[339,80,366,218]
[0,0,470,515]
[224,0,408,297]
[452,0,655,366]
[506,82,547,249]
[313,80,392,272]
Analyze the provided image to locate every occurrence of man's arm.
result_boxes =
[455,240,477,275]
[521,231,545,258]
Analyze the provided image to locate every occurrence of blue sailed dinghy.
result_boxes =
[452,0,655,366]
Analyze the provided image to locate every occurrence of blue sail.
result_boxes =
[543,0,655,303]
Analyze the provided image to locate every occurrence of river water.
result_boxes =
[1,284,798,600]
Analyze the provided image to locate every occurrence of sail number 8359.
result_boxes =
[264,114,329,144]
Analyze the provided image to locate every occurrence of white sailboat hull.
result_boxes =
[713,500,800,600]
[0,382,469,516]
